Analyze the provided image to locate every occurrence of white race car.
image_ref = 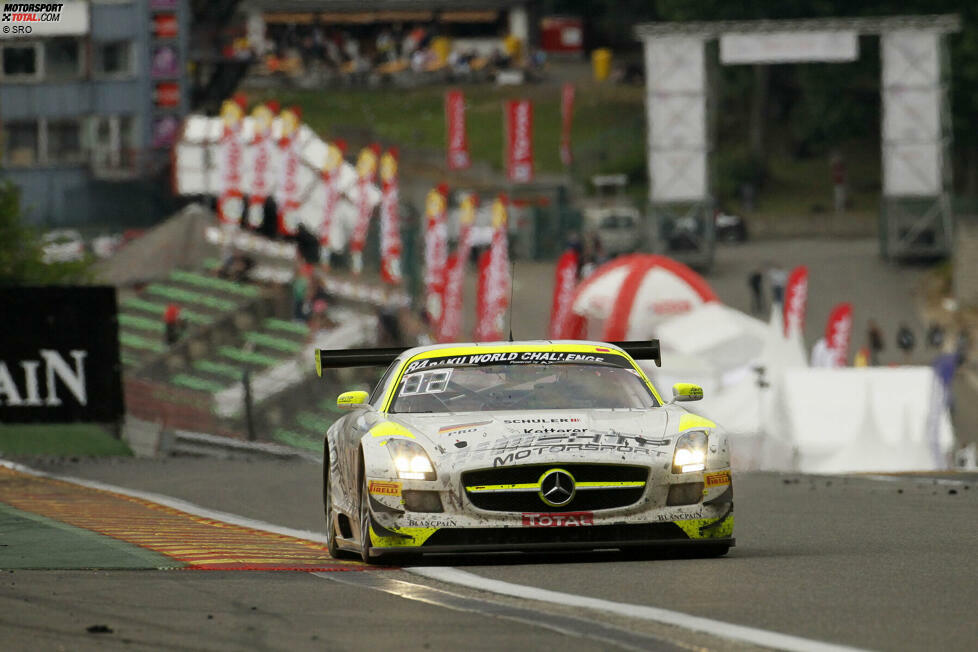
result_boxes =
[317,340,733,563]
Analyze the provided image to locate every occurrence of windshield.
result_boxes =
[390,353,658,414]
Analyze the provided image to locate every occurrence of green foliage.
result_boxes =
[0,180,92,285]
[0,423,132,456]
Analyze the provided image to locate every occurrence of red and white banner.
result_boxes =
[474,249,492,341]
[549,249,582,339]
[782,265,809,337]
[246,100,277,229]
[350,144,381,274]
[505,99,534,183]
[559,83,575,167]
[318,139,346,250]
[445,89,470,170]
[379,148,402,285]
[217,94,247,224]
[436,253,463,342]
[423,185,449,326]
[274,106,303,235]
[437,193,478,342]
[475,195,511,341]
[824,302,853,367]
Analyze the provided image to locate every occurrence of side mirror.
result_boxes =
[672,383,704,402]
[337,390,369,409]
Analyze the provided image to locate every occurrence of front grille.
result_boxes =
[462,463,649,513]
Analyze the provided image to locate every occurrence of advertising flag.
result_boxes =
[423,185,449,326]
[549,248,581,339]
[379,148,403,285]
[445,89,471,170]
[475,195,511,341]
[274,105,303,235]
[318,139,347,250]
[824,302,853,367]
[505,99,534,183]
[474,249,492,341]
[560,83,575,167]
[436,254,463,342]
[246,100,278,229]
[350,144,381,274]
[782,265,809,337]
[216,93,247,224]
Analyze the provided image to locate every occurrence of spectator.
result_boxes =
[218,249,255,283]
[896,323,916,360]
[748,267,764,316]
[306,299,335,342]
[767,264,787,306]
[163,303,187,345]
[867,320,884,366]
[292,262,311,320]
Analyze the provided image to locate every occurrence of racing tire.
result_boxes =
[323,448,355,560]
[358,472,376,564]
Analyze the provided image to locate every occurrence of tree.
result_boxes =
[0,181,92,285]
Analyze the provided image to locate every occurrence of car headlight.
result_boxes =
[385,439,437,481]
[672,430,708,473]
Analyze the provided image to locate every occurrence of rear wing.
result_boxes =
[315,340,660,377]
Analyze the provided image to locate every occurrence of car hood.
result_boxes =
[385,408,676,469]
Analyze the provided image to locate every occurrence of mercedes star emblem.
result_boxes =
[539,468,576,507]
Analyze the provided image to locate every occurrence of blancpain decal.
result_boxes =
[0,350,87,407]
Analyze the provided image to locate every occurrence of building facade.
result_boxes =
[0,0,189,226]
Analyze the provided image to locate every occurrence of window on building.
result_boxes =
[94,41,133,76]
[1,43,39,78]
[90,115,139,171]
[47,120,84,164]
[2,121,40,166]
[45,38,83,79]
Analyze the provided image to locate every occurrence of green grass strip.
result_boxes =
[245,332,305,354]
[170,374,227,393]
[120,297,212,326]
[120,352,142,367]
[120,332,166,353]
[146,284,237,311]
[193,359,247,380]
[272,428,321,453]
[118,313,165,333]
[296,411,334,433]
[0,424,132,456]
[169,269,261,298]
[218,346,280,367]
[202,257,220,270]
[263,318,309,336]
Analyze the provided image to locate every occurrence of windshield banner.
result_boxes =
[404,350,629,373]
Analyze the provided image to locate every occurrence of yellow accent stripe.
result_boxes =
[315,349,323,378]
[381,343,664,411]
[466,483,539,492]
[369,422,416,439]
[369,526,439,548]
[465,481,646,492]
[678,413,716,432]
[674,514,734,540]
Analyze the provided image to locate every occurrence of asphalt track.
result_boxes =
[2,457,975,651]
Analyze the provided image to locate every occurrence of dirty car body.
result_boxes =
[317,340,734,563]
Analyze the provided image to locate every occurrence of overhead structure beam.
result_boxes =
[635,14,960,38]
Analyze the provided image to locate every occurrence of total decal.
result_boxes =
[216,93,247,225]
[378,148,403,284]
[350,144,381,274]
[318,139,347,250]
[245,100,278,228]
[522,512,593,527]
[274,105,303,236]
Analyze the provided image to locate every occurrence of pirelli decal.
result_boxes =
[368,480,402,497]
[704,471,731,488]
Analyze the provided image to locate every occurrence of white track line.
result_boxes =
[2,458,862,651]
[410,566,863,652]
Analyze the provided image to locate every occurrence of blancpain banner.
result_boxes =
[720,31,859,64]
